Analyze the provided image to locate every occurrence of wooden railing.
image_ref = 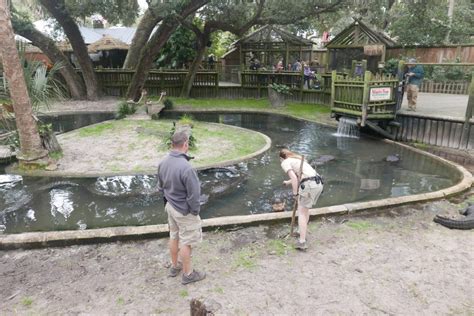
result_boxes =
[331,71,398,125]
[90,69,219,96]
[419,80,469,94]
[241,71,302,88]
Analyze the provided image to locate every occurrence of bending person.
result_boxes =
[279,149,324,250]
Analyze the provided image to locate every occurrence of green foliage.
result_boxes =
[345,220,374,230]
[49,150,63,160]
[389,0,473,45]
[382,58,400,77]
[233,248,258,269]
[165,116,197,150]
[65,0,139,26]
[179,289,189,298]
[163,98,174,110]
[268,239,293,256]
[116,102,136,119]
[208,31,237,58]
[79,122,115,137]
[178,114,195,127]
[269,83,292,95]
[156,26,197,69]
[21,297,33,307]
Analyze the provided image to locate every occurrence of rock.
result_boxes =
[45,162,58,171]
[310,155,335,166]
[385,154,400,162]
[190,298,222,316]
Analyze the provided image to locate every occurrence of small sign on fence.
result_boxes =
[369,86,391,101]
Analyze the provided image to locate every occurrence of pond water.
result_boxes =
[0,112,460,234]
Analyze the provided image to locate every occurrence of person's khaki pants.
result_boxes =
[406,84,419,109]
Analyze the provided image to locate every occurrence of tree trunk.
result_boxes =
[180,32,210,98]
[125,0,209,100]
[123,9,163,69]
[11,13,86,99]
[39,0,99,100]
[0,0,47,162]
[126,19,177,101]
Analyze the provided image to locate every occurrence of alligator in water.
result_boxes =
[433,203,474,230]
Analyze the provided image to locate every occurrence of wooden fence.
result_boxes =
[93,69,219,97]
[419,80,469,94]
[394,114,473,149]
[331,71,399,126]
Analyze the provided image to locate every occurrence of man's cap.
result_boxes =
[407,58,417,64]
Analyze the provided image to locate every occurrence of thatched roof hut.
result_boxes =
[87,35,129,53]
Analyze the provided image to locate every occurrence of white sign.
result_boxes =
[369,87,391,101]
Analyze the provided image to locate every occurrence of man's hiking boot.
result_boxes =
[168,263,182,277]
[295,240,308,251]
[181,270,206,285]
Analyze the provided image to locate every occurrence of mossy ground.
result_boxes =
[18,118,268,176]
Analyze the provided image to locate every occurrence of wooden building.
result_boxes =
[221,25,316,71]
[326,18,396,74]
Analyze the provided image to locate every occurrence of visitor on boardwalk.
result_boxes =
[276,58,284,72]
[405,58,424,111]
[293,59,302,72]
[279,149,324,250]
[157,131,206,285]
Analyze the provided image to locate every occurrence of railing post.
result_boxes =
[160,72,164,94]
[460,76,473,148]
[215,71,219,97]
[330,70,336,110]
[361,71,372,127]
[257,69,261,98]
[299,68,304,102]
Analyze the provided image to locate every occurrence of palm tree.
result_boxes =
[0,0,47,163]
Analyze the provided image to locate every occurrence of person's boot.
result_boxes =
[168,262,182,277]
[181,270,206,285]
[294,240,308,251]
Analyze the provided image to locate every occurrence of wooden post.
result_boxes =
[215,71,219,98]
[160,72,164,94]
[299,67,304,101]
[285,42,289,68]
[460,76,473,148]
[257,69,261,98]
[330,70,337,110]
[361,71,372,127]
[381,45,386,63]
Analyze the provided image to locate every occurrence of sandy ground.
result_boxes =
[42,97,120,113]
[1,189,473,315]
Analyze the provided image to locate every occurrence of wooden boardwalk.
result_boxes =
[399,92,469,121]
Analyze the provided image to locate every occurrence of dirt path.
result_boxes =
[1,191,473,315]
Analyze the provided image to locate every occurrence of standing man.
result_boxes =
[157,131,206,285]
[405,58,424,111]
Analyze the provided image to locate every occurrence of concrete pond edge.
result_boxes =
[1,110,472,249]
[1,144,471,250]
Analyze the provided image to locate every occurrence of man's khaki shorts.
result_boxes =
[165,202,202,246]
[299,181,323,209]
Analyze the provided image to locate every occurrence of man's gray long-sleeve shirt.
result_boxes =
[157,151,201,216]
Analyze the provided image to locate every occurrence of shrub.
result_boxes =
[163,98,173,109]
[268,83,292,95]
[165,120,197,150]
[116,102,136,119]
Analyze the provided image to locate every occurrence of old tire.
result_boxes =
[433,215,474,230]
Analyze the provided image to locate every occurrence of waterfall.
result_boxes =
[334,117,360,138]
